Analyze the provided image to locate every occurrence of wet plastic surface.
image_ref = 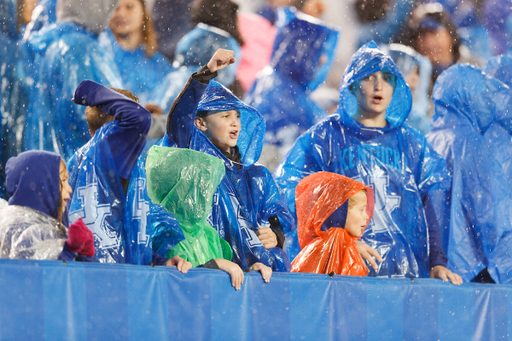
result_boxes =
[146,147,232,267]
[291,172,374,276]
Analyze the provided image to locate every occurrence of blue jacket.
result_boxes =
[153,23,241,115]
[275,42,451,278]
[100,28,173,105]
[426,63,512,284]
[67,80,153,264]
[244,7,339,161]
[161,74,294,271]
[24,22,123,160]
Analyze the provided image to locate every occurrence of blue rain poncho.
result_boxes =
[67,80,154,264]
[426,63,512,284]
[24,0,122,160]
[99,28,173,105]
[161,75,294,271]
[244,7,339,166]
[153,23,241,115]
[0,0,32,198]
[23,0,57,37]
[380,43,432,135]
[275,42,451,278]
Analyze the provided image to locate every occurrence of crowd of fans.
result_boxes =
[1,0,512,289]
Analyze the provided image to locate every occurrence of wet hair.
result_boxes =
[190,0,244,46]
[57,159,67,235]
[86,88,139,136]
[355,0,391,24]
[138,0,159,57]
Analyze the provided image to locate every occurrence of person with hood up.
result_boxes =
[66,80,190,273]
[426,62,512,284]
[146,147,271,290]
[0,150,95,261]
[0,0,38,197]
[152,0,242,115]
[291,172,374,276]
[156,48,294,272]
[380,43,432,135]
[275,41,462,284]
[244,7,339,171]
[24,0,123,160]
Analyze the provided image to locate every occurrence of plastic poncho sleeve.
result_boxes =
[166,67,216,148]
[73,80,151,179]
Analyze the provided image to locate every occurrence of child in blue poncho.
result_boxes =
[276,42,462,284]
[156,49,295,273]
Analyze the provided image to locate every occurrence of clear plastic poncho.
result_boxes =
[275,42,451,278]
[0,150,66,260]
[24,0,122,160]
[426,63,512,284]
[153,23,241,115]
[162,79,294,271]
[244,7,339,166]
[291,172,374,276]
[145,147,232,267]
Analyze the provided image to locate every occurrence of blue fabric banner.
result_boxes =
[0,259,509,340]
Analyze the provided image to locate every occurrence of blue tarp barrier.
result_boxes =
[0,259,510,340]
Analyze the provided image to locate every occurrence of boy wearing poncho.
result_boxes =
[146,147,270,290]
[291,172,374,276]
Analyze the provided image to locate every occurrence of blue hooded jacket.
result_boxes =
[157,73,294,271]
[67,80,153,264]
[153,23,241,115]
[0,150,68,259]
[426,63,512,284]
[275,42,451,278]
[100,28,173,105]
[244,7,339,164]
[24,0,122,160]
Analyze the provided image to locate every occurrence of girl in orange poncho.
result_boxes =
[291,172,375,276]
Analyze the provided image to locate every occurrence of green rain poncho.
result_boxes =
[145,146,232,267]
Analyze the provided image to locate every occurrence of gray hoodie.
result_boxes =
[56,0,120,35]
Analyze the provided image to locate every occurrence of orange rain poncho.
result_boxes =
[291,172,374,276]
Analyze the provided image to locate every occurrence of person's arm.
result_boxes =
[72,80,151,179]
[166,49,236,148]
[151,253,192,273]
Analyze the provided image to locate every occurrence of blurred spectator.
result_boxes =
[244,7,339,171]
[23,0,55,36]
[153,0,242,113]
[23,0,123,160]
[151,0,192,61]
[381,43,432,134]
[0,0,38,198]
[103,0,172,104]
[397,3,476,84]
[483,0,512,56]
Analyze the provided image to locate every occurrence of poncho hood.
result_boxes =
[336,41,412,132]
[432,64,510,135]
[197,81,265,166]
[295,172,374,248]
[271,7,339,91]
[6,150,62,219]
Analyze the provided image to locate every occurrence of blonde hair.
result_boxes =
[57,160,67,236]
[138,0,158,57]
[348,189,367,210]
